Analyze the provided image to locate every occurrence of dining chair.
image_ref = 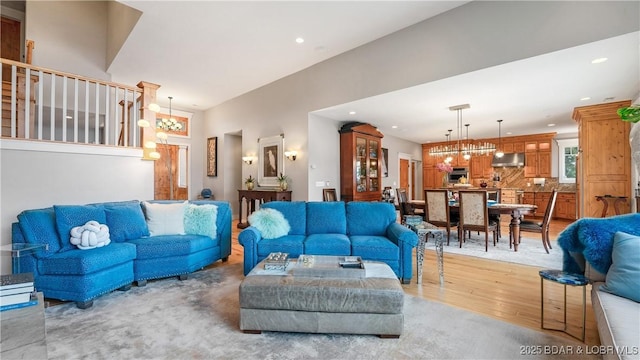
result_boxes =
[487,190,502,240]
[458,190,498,252]
[424,189,457,245]
[516,189,558,254]
[396,188,424,223]
[323,188,337,201]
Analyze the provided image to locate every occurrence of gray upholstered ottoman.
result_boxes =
[239,256,404,337]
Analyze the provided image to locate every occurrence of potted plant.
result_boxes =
[245,175,255,190]
[277,173,289,191]
[617,104,640,179]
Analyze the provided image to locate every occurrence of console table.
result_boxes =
[595,195,628,217]
[237,189,292,228]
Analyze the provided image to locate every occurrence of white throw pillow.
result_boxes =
[143,201,188,236]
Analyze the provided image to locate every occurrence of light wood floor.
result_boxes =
[228,218,600,345]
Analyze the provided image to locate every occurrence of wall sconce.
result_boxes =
[242,156,254,165]
[285,150,297,161]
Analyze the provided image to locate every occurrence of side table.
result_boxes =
[0,243,48,273]
[0,292,47,359]
[408,221,445,286]
[539,269,589,342]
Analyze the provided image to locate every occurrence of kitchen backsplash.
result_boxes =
[471,167,576,192]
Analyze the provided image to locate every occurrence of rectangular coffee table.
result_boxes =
[239,255,404,337]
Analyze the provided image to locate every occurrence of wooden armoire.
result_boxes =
[339,122,383,202]
[572,100,632,217]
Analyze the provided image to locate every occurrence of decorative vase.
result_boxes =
[246,182,254,190]
[442,173,448,188]
[630,124,640,180]
[279,182,288,191]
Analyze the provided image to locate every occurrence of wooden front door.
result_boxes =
[154,144,188,200]
[399,158,409,198]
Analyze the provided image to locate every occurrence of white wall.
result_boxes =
[205,1,638,201]
[0,141,154,274]
[27,1,110,81]
[381,134,422,192]
[308,114,341,201]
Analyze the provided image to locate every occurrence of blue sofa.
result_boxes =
[238,201,419,283]
[11,200,231,308]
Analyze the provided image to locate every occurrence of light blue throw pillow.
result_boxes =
[248,208,290,239]
[600,232,640,302]
[184,204,218,239]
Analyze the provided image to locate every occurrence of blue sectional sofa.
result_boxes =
[11,200,231,308]
[238,201,419,283]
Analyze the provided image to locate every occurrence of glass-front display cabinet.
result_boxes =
[340,122,383,202]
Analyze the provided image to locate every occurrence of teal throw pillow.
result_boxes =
[184,204,218,239]
[248,208,290,239]
[600,231,640,302]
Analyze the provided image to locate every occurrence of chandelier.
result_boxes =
[429,104,496,160]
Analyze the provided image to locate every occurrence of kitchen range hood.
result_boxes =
[491,152,525,167]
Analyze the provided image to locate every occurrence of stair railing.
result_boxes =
[1,58,148,149]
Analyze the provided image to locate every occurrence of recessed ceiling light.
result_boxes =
[65,116,73,119]
[591,57,608,64]
[295,37,304,44]
[506,132,512,135]
[391,125,398,129]
[349,111,356,115]
[547,123,556,127]
[580,97,591,101]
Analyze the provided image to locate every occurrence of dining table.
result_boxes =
[408,200,537,252]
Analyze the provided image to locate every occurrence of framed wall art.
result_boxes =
[257,134,284,187]
[207,137,217,177]
[156,107,192,138]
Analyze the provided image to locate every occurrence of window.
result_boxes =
[556,139,578,183]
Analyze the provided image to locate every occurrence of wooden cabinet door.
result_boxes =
[538,151,552,177]
[424,167,442,189]
[470,156,485,179]
[522,192,534,205]
[535,193,550,217]
[502,142,514,153]
[513,142,525,153]
[524,153,538,177]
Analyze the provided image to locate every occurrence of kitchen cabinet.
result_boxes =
[500,189,517,204]
[522,191,550,217]
[470,155,493,180]
[555,192,577,220]
[573,101,632,217]
[340,122,383,202]
[423,166,443,189]
[524,136,553,178]
[534,192,551,217]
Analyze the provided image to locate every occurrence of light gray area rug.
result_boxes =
[45,263,594,360]
[423,232,563,269]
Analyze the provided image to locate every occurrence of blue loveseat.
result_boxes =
[11,200,231,308]
[238,201,419,283]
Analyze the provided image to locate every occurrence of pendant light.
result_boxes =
[444,130,453,163]
[463,124,471,160]
[495,119,504,158]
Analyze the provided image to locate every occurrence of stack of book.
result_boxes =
[0,273,37,312]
